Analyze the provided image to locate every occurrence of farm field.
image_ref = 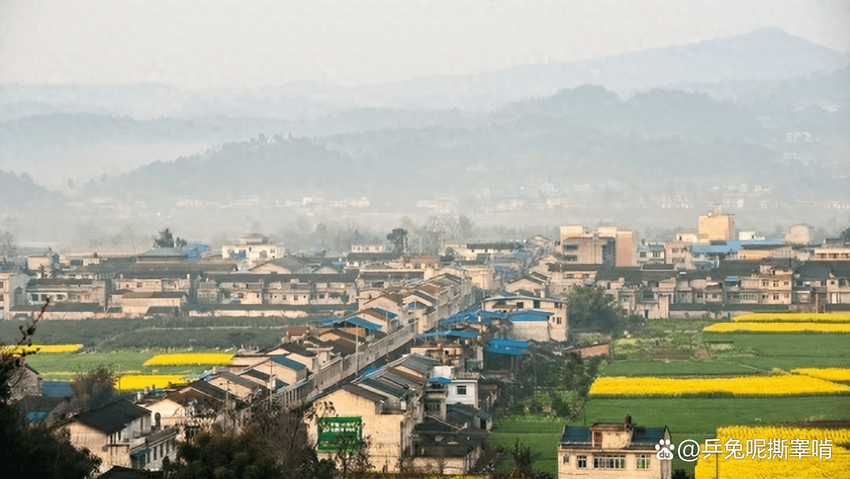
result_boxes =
[492,323,850,477]
[693,425,850,479]
[585,396,850,474]
[0,316,301,350]
[488,416,563,478]
[22,349,229,382]
[601,360,760,377]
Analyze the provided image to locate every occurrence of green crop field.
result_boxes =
[22,349,220,381]
[0,316,302,351]
[491,330,850,477]
[488,416,564,478]
[601,360,760,377]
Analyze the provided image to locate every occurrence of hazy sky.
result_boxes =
[1,0,849,89]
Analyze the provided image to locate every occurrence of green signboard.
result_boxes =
[317,416,363,452]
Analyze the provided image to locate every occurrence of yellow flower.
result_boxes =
[588,375,850,397]
[143,353,233,367]
[792,368,850,382]
[695,426,850,479]
[704,322,850,333]
[116,374,186,391]
[2,344,83,354]
[733,313,850,323]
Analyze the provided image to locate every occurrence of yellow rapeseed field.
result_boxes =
[143,352,233,367]
[732,312,850,323]
[703,322,850,333]
[792,368,850,382]
[588,375,850,397]
[2,344,83,354]
[694,425,850,479]
[116,374,186,391]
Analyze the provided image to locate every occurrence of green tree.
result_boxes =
[332,433,372,479]
[386,227,408,253]
[70,366,116,413]
[565,285,621,334]
[168,426,284,479]
[153,227,187,249]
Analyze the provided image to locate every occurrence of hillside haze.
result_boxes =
[0,27,848,246]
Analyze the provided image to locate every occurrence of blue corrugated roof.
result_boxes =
[490,338,529,349]
[418,330,478,339]
[320,316,382,331]
[484,345,524,356]
[270,355,306,370]
[509,309,553,322]
[560,425,592,445]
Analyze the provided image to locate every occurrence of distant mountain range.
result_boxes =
[1,27,847,120]
[0,27,847,228]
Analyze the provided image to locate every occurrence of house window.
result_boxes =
[456,385,467,396]
[565,255,578,262]
[639,252,647,258]
[562,454,569,464]
[637,454,651,469]
[556,317,562,325]
[593,454,625,469]
[516,302,524,309]
[577,456,587,468]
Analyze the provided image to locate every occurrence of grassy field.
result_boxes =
[488,416,564,478]
[490,329,850,477]
[0,316,302,350]
[23,349,225,381]
[585,396,850,474]
[601,360,760,377]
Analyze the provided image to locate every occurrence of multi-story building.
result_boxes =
[558,415,671,479]
[64,400,179,473]
[698,209,735,242]
[558,226,617,266]
[221,234,283,266]
[0,271,30,319]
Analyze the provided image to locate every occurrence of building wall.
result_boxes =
[0,272,29,319]
[557,449,665,479]
[311,390,409,472]
[698,213,735,241]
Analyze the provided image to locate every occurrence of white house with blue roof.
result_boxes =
[558,415,671,479]
[482,292,567,342]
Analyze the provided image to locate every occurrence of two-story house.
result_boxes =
[64,399,179,473]
[558,415,671,479]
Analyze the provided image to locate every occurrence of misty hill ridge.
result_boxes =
[351,27,850,110]
[1,28,847,119]
[80,83,847,208]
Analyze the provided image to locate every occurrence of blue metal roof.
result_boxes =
[270,355,306,370]
[319,316,382,331]
[418,330,478,339]
[489,338,529,349]
[484,345,524,356]
[509,309,553,322]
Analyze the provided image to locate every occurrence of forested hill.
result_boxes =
[82,83,848,209]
